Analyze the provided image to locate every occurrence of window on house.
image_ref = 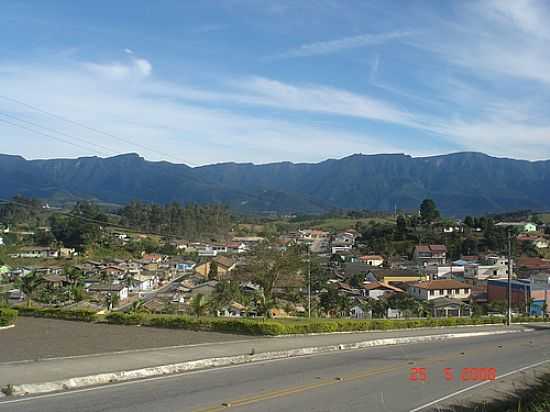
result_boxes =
[429,290,434,296]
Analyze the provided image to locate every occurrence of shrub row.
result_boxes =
[105,312,287,335]
[16,307,98,322]
[0,307,17,326]
[12,306,547,335]
[104,313,516,335]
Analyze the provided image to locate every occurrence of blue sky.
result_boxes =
[1,0,550,165]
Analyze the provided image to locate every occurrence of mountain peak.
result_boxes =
[1,151,549,216]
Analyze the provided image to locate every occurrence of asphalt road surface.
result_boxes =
[0,317,250,362]
[2,328,550,412]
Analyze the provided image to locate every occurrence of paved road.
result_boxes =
[0,317,249,362]
[2,327,550,412]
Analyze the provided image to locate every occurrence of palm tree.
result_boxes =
[70,285,85,302]
[125,274,138,292]
[130,299,147,313]
[64,266,83,286]
[191,293,209,317]
[19,273,41,307]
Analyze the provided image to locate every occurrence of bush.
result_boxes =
[0,307,17,326]
[11,306,541,335]
[16,307,98,322]
[105,312,144,325]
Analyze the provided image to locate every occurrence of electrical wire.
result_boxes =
[0,95,190,164]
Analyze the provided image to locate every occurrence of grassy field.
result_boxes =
[305,216,395,231]
[536,213,550,224]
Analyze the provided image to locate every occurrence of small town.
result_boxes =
[2,197,550,321]
[4,2,550,411]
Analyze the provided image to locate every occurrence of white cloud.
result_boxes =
[0,60,402,165]
[83,62,131,79]
[124,48,134,55]
[143,76,418,128]
[270,31,411,59]
[408,1,550,86]
[485,0,550,39]
[133,58,152,76]
[82,56,152,80]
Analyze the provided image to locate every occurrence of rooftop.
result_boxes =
[412,279,471,290]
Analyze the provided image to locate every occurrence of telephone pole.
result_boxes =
[506,229,512,326]
[307,245,311,319]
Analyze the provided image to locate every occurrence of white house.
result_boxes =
[363,282,404,300]
[359,255,384,267]
[11,246,58,258]
[408,280,471,301]
[217,302,246,317]
[495,222,537,233]
[197,244,228,257]
[88,283,129,302]
[132,273,158,291]
[225,242,248,254]
[426,265,465,279]
[464,263,509,282]
[331,245,353,254]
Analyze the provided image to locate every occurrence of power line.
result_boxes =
[0,117,109,156]
[0,112,118,155]
[0,95,190,164]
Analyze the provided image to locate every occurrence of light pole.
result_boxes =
[507,230,513,326]
[307,245,311,319]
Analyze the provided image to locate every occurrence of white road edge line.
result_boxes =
[408,359,550,412]
[0,343,417,406]
[0,331,530,406]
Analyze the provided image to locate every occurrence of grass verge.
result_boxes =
[442,373,550,412]
[0,307,17,326]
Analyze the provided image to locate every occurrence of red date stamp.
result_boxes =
[409,367,496,382]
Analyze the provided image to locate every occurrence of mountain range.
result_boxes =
[1,152,550,216]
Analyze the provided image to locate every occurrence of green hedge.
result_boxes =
[11,306,547,335]
[0,307,17,326]
[102,313,514,335]
[105,312,287,335]
[16,307,98,322]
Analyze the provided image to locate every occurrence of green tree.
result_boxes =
[420,199,440,223]
[70,285,85,302]
[349,273,365,289]
[370,298,388,318]
[18,273,41,307]
[521,241,541,258]
[238,243,303,301]
[464,216,474,228]
[64,265,83,286]
[386,293,419,318]
[210,280,241,313]
[337,295,353,317]
[190,293,209,317]
[396,215,408,239]
[320,287,339,317]
[208,261,219,281]
[129,299,148,314]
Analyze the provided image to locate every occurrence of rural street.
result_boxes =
[2,327,550,412]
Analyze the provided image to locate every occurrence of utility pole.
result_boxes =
[507,230,513,326]
[307,245,311,319]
